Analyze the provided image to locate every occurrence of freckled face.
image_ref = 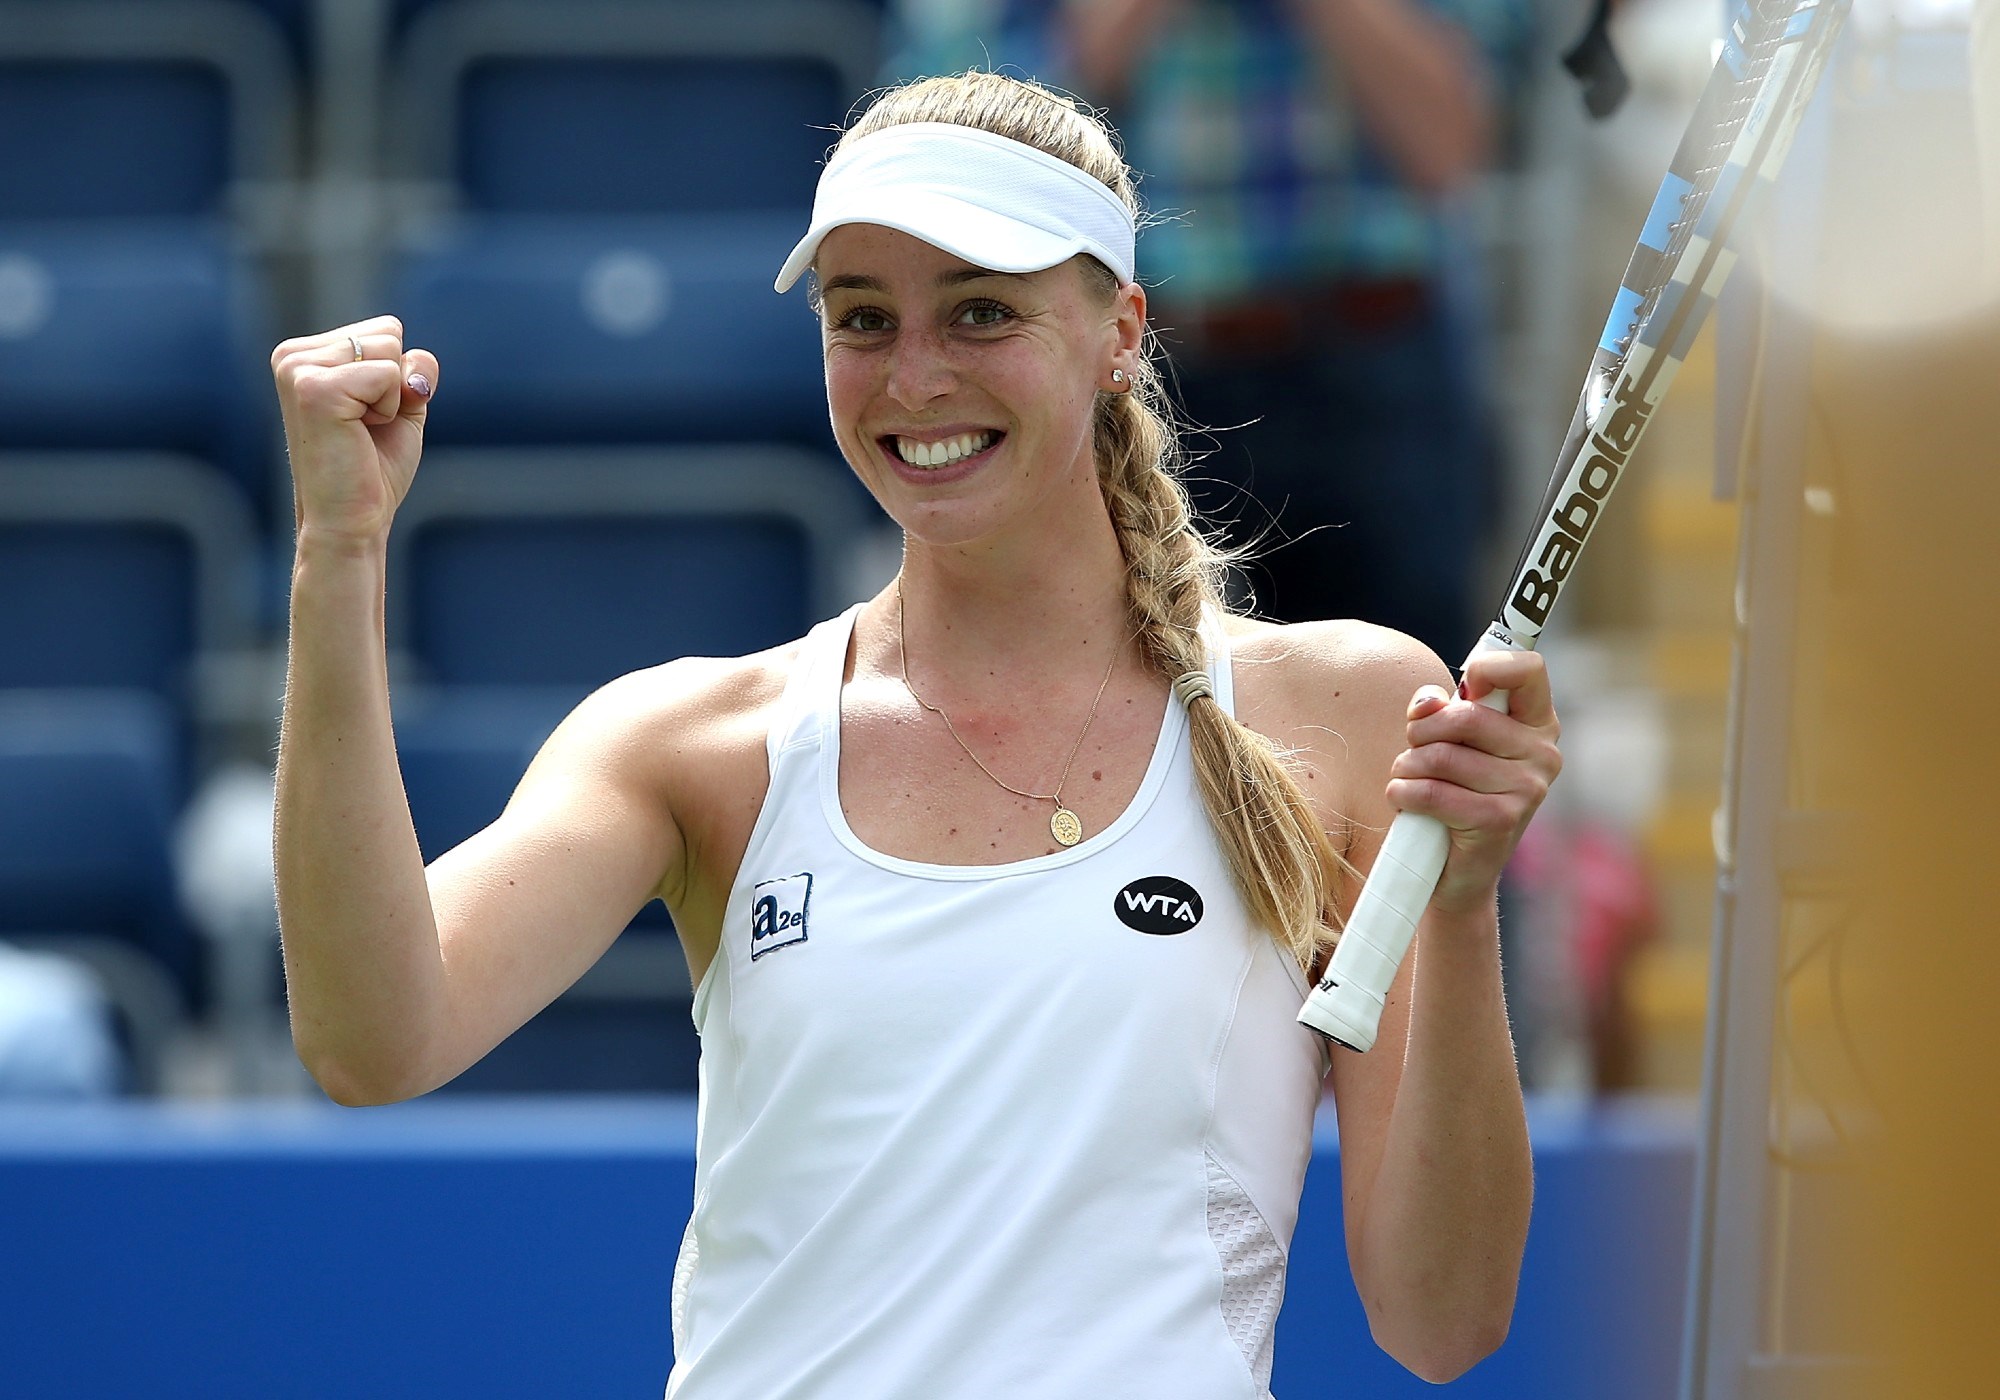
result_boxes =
[814,224,1122,549]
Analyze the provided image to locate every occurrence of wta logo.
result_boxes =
[1506,373,1655,632]
[1113,876,1204,935]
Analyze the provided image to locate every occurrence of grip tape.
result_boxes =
[1297,810,1448,1051]
[1297,643,1518,1051]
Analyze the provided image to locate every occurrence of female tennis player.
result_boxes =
[271,71,1552,1398]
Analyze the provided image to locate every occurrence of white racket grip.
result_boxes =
[1298,637,1519,1051]
[1297,810,1449,1050]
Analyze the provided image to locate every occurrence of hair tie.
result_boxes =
[1172,670,1214,707]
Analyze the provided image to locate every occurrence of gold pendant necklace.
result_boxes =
[895,577,1120,848]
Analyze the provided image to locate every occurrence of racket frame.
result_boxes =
[1297,0,1851,1051]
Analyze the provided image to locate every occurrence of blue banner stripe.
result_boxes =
[1786,6,1817,38]
[1639,173,1694,252]
[1600,285,1647,354]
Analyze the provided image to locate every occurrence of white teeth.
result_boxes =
[895,431,995,467]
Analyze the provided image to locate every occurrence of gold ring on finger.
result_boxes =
[348,335,363,362]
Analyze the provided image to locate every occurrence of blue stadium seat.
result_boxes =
[0,1,297,220]
[389,0,878,214]
[0,63,230,220]
[456,52,843,215]
[0,691,197,1010]
[0,3,298,524]
[410,511,813,685]
[0,517,201,697]
[379,2,878,451]
[384,443,866,948]
[0,457,262,794]
[0,227,278,517]
[394,682,678,940]
[385,446,865,690]
[393,681,689,1093]
[389,213,828,450]
[235,0,316,72]
[393,686,574,862]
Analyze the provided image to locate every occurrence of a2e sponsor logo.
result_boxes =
[1113,876,1203,935]
[750,872,812,960]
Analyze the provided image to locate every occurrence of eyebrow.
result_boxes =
[819,268,1033,295]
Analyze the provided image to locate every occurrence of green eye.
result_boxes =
[836,307,890,333]
[960,300,1010,326]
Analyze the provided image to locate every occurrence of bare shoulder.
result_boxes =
[578,639,801,794]
[550,639,801,772]
[1222,614,1452,740]
[1220,615,1454,833]
[528,639,803,899]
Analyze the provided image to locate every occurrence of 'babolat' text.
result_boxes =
[1507,374,1655,630]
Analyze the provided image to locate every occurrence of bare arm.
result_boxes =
[271,317,444,1103]
[1334,642,1556,1379]
[1288,0,1497,194]
[271,318,687,1105]
[1330,857,1531,1381]
[275,527,448,1104]
[1260,627,1548,1381]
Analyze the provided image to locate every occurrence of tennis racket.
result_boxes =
[1298,0,1850,1051]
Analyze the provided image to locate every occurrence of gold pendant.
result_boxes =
[1050,807,1083,847]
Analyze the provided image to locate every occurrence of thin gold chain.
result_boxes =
[894,575,1120,809]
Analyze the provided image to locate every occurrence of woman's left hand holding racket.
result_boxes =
[1383,649,1563,922]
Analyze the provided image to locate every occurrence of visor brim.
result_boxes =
[774,189,1095,293]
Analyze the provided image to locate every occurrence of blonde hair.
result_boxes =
[836,72,1357,977]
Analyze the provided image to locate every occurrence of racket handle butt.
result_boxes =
[1296,978,1382,1053]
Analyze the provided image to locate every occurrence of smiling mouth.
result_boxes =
[881,429,1002,469]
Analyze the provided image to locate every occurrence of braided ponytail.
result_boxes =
[839,72,1357,975]
[1093,355,1356,976]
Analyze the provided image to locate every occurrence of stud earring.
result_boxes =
[1110,368,1127,385]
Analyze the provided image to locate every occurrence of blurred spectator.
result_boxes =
[1508,814,1658,1093]
[888,0,1531,653]
[1503,642,1666,1094]
[0,941,123,1098]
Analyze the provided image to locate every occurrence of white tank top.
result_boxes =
[666,606,1330,1400]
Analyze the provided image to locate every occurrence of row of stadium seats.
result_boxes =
[0,0,879,526]
[0,447,866,995]
[0,0,893,1089]
[1,0,886,220]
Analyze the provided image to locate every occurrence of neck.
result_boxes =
[873,487,1138,697]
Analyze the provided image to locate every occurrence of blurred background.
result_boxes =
[0,0,1992,1396]
[0,0,1750,1107]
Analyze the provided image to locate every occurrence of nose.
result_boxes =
[883,324,956,411]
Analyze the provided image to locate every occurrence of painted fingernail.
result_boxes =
[407,373,432,397]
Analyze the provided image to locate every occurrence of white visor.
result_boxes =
[774,122,1136,293]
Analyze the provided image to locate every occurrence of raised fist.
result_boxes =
[270,315,440,545]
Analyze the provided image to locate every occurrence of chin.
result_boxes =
[882,498,1009,551]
